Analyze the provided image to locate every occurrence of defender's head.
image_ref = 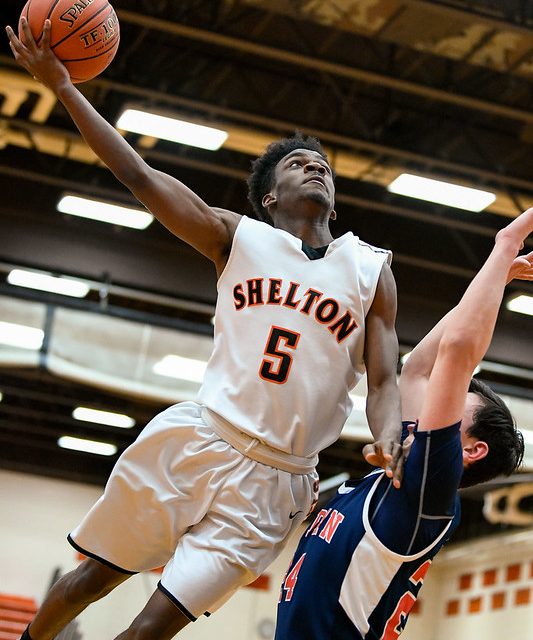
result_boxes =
[247,132,335,225]
[460,378,524,488]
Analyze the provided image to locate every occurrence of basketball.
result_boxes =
[18,0,120,83]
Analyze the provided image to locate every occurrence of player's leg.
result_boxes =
[113,588,191,639]
[25,558,131,640]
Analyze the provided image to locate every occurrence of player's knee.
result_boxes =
[64,559,125,604]
[122,617,153,639]
[123,613,178,640]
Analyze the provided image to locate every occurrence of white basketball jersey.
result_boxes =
[198,216,391,458]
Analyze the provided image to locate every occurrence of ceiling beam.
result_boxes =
[116,9,533,125]
[404,0,533,35]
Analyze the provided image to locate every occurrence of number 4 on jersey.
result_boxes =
[280,553,306,602]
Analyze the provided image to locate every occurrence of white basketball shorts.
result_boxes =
[68,401,319,619]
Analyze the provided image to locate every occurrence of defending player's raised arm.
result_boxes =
[6,19,239,272]
[361,262,403,484]
[401,233,533,426]
[415,209,533,433]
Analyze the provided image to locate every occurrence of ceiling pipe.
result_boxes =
[117,9,533,126]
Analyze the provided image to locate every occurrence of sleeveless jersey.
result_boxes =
[275,423,463,639]
[197,216,391,457]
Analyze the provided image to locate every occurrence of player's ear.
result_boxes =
[262,193,276,209]
[463,440,489,464]
[329,209,337,221]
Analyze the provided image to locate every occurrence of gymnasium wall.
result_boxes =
[0,469,297,640]
[405,531,533,640]
[1,469,532,640]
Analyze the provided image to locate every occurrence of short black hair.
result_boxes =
[460,378,524,488]
[247,132,331,224]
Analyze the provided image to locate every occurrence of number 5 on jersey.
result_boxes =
[260,326,300,384]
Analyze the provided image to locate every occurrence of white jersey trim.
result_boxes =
[339,473,454,634]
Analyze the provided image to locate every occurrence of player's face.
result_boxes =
[271,149,335,212]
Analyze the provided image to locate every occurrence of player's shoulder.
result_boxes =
[352,236,393,267]
[354,236,390,255]
[211,207,242,224]
[209,207,243,241]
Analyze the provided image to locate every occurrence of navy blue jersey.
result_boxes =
[275,422,463,640]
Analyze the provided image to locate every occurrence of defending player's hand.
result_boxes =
[506,250,533,284]
[6,18,70,91]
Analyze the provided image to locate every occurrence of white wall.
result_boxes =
[402,531,533,640]
[0,469,301,639]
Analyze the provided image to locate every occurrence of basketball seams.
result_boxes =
[61,34,119,64]
[28,0,63,45]
[50,2,112,51]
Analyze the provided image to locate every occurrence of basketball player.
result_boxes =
[275,209,533,639]
[7,19,403,640]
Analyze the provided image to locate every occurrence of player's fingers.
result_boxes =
[20,16,38,52]
[362,443,378,464]
[41,19,51,48]
[380,439,394,461]
[6,26,30,68]
[385,442,403,480]
[391,452,405,489]
[363,444,389,470]
[5,25,24,52]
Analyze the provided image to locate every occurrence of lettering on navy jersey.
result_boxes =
[232,277,358,343]
[305,508,345,543]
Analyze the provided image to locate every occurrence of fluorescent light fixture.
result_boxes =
[58,435,117,456]
[507,294,533,316]
[521,430,533,446]
[388,173,496,212]
[57,194,153,230]
[153,354,207,383]
[8,268,90,298]
[116,109,228,151]
[72,407,135,429]
[319,472,350,494]
[0,321,44,349]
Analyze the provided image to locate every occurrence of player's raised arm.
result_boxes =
[412,209,533,433]
[401,225,533,426]
[5,18,239,273]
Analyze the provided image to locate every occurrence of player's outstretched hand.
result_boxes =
[6,18,70,91]
[507,250,533,284]
[497,207,533,254]
[362,437,408,489]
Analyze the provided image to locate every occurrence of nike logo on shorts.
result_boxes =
[289,510,302,519]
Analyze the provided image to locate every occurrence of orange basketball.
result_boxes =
[19,0,120,83]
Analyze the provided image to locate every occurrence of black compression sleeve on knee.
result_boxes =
[20,626,33,640]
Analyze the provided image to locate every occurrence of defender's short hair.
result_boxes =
[247,132,331,224]
[460,378,524,488]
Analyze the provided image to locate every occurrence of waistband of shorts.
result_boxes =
[201,407,318,475]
